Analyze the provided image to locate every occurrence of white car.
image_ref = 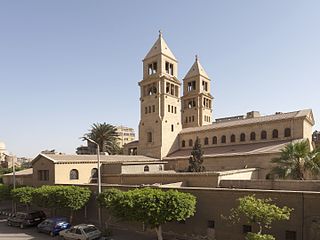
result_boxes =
[59,224,102,240]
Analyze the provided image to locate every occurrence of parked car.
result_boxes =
[7,210,46,229]
[59,224,102,240]
[37,217,71,236]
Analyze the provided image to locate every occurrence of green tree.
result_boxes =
[32,185,58,214]
[225,195,292,240]
[188,137,205,172]
[11,186,35,210]
[0,184,12,201]
[32,185,91,222]
[98,188,196,240]
[55,186,91,223]
[271,140,320,180]
[85,123,120,155]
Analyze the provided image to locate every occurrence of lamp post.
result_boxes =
[4,153,15,189]
[4,153,16,214]
[82,137,102,226]
[83,137,101,194]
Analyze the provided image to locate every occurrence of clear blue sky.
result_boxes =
[0,1,319,158]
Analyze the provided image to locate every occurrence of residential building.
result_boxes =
[116,125,135,148]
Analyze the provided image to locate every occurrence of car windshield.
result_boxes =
[83,226,98,233]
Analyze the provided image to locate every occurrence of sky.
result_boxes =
[0,1,319,158]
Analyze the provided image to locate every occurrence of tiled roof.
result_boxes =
[180,109,312,134]
[165,139,297,159]
[4,168,33,176]
[36,154,159,164]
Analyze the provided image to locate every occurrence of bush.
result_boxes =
[246,233,275,240]
[0,184,11,201]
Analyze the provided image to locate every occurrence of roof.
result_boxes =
[32,153,160,165]
[144,32,177,61]
[165,139,296,160]
[4,168,33,176]
[184,56,210,80]
[181,109,313,134]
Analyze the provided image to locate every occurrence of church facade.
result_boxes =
[125,32,315,178]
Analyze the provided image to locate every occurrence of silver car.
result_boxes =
[59,224,102,240]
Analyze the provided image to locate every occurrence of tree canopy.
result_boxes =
[11,186,35,210]
[16,185,92,222]
[271,140,320,180]
[188,137,205,172]
[0,184,11,201]
[98,187,197,240]
[225,195,292,240]
[85,122,120,155]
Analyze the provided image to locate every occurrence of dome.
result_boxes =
[0,141,6,151]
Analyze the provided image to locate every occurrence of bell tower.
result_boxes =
[138,32,182,159]
[181,55,213,128]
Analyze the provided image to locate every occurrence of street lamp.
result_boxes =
[4,153,16,214]
[82,136,102,227]
[4,153,15,190]
[82,137,101,194]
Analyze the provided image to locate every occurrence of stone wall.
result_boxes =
[220,179,320,191]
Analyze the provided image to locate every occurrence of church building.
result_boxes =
[125,32,315,178]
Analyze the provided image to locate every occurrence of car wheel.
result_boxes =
[20,223,24,229]
[7,221,11,226]
[49,231,54,237]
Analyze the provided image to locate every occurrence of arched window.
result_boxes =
[182,140,185,147]
[91,168,98,178]
[204,137,209,145]
[261,130,267,140]
[230,134,236,143]
[212,136,217,144]
[70,169,79,180]
[272,129,278,138]
[189,139,193,147]
[144,165,149,172]
[250,132,256,141]
[221,135,226,144]
[284,128,291,137]
[240,133,246,142]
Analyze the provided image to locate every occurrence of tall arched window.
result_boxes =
[221,135,226,144]
[230,134,236,143]
[212,136,217,144]
[182,140,186,147]
[144,165,149,172]
[240,133,246,142]
[284,128,291,137]
[204,137,209,145]
[261,130,267,140]
[250,132,256,141]
[272,129,278,138]
[189,139,193,147]
[70,169,79,180]
[91,168,98,178]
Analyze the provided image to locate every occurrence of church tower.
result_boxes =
[181,56,213,128]
[138,32,182,159]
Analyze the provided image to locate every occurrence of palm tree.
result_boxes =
[271,140,320,180]
[84,123,120,155]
